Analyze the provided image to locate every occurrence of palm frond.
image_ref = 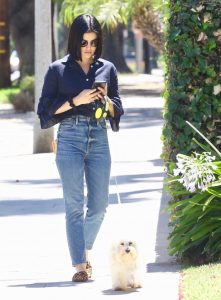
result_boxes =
[60,0,130,31]
[97,1,130,31]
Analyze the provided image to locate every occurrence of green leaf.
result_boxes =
[190,224,217,241]
[202,195,216,211]
[192,138,218,157]
[207,186,221,198]
[206,67,217,77]
[206,39,217,51]
[186,121,221,158]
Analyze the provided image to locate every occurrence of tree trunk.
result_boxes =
[102,25,131,73]
[9,0,34,76]
[51,1,58,61]
[143,40,158,74]
[143,40,151,74]
[133,2,165,53]
[0,0,11,88]
[33,0,53,153]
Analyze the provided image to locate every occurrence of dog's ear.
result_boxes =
[132,241,138,249]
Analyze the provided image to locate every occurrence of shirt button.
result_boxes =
[90,65,93,68]
[86,78,89,81]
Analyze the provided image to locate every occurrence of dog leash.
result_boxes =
[114,174,121,204]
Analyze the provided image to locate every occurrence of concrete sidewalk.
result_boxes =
[0,72,180,299]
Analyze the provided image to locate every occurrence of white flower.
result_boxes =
[213,29,221,37]
[213,29,221,43]
[205,78,212,84]
[173,152,217,192]
[204,13,212,23]
[213,84,221,95]
[189,94,194,101]
[196,5,204,12]
[173,168,180,176]
[197,32,208,42]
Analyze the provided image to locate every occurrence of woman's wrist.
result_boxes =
[55,98,76,115]
[105,96,114,117]
[68,97,78,108]
[104,95,111,104]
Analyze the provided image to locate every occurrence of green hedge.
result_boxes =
[163,0,221,263]
[162,0,221,166]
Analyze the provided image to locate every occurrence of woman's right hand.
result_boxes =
[72,89,101,106]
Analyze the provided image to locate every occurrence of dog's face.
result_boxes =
[113,240,138,262]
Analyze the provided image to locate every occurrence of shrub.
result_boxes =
[167,122,221,264]
[0,88,20,104]
[162,0,221,164]
[163,1,221,264]
[11,75,34,112]
[19,75,34,94]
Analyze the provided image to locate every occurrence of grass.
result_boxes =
[181,263,221,300]
[0,87,20,104]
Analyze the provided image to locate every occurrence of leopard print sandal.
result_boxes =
[72,271,88,282]
[86,261,92,278]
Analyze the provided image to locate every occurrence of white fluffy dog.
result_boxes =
[110,239,143,291]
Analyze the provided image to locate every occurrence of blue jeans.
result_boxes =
[55,115,111,266]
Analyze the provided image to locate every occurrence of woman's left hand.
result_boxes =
[97,86,115,117]
[97,86,107,99]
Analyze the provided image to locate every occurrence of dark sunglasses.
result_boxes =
[81,39,98,48]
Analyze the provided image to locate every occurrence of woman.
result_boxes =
[37,14,124,282]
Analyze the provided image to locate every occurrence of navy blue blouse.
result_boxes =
[37,54,124,131]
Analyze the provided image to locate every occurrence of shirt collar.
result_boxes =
[60,54,73,64]
[61,54,101,66]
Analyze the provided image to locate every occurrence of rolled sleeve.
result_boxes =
[107,66,124,131]
[37,65,69,129]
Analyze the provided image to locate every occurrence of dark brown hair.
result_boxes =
[67,14,102,60]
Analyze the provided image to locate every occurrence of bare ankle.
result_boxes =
[75,263,86,272]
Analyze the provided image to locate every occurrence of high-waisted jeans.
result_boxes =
[55,115,111,266]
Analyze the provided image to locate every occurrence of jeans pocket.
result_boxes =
[59,117,76,131]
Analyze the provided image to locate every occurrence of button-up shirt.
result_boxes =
[37,54,124,131]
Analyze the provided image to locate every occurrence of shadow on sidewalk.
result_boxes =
[121,107,163,129]
[110,172,165,184]
[1,171,164,216]
[0,189,161,217]
[0,108,34,124]
[1,172,163,186]
[8,280,94,288]
[0,198,64,217]
[109,188,163,205]
[120,88,162,97]
[9,281,140,294]
[1,178,60,185]
[102,288,140,295]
